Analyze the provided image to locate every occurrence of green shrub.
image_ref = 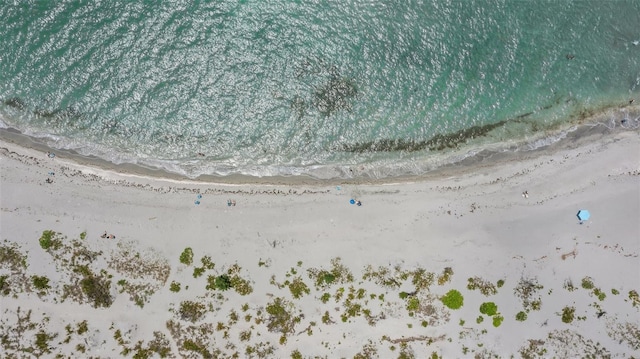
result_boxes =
[39,230,62,250]
[169,281,180,292]
[179,301,207,322]
[291,350,303,359]
[193,267,205,278]
[77,321,88,335]
[476,316,484,324]
[80,274,112,308]
[214,274,232,291]
[492,315,503,327]
[440,289,464,309]
[611,288,619,295]
[399,291,409,299]
[515,311,527,321]
[479,302,498,316]
[0,275,9,296]
[32,275,51,290]
[594,288,606,301]
[321,293,331,303]
[407,297,420,311]
[561,306,575,323]
[581,277,594,290]
[497,279,505,288]
[179,248,193,266]
[288,277,310,299]
[265,298,297,334]
[80,231,87,240]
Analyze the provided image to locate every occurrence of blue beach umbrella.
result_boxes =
[577,210,590,221]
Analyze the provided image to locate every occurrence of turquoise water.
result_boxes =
[1,1,639,179]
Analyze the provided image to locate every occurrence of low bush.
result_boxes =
[515,311,527,321]
[441,289,464,310]
[479,302,498,316]
[179,248,193,266]
[561,306,575,323]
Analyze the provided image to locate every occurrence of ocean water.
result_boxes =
[1,0,639,179]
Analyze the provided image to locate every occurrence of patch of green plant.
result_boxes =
[178,300,207,322]
[207,274,232,291]
[79,231,87,240]
[182,339,211,358]
[581,276,595,290]
[479,302,498,316]
[32,276,51,290]
[322,311,332,324]
[561,306,575,323]
[441,289,464,309]
[77,320,88,335]
[169,281,180,292]
[407,297,420,312]
[288,277,310,299]
[179,248,193,266]
[422,320,428,327]
[516,311,527,321]
[611,288,619,295]
[39,230,63,251]
[629,290,639,307]
[192,267,205,278]
[0,275,9,296]
[514,277,543,311]
[476,316,484,324]
[265,297,298,334]
[291,349,303,359]
[492,315,503,327]
[0,241,28,271]
[594,288,606,301]
[399,291,409,299]
[35,330,54,354]
[497,279,505,288]
[437,267,453,285]
[467,277,497,296]
[320,292,331,303]
[308,257,353,289]
[80,270,113,308]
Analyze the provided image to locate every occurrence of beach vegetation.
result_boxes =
[322,311,332,324]
[467,277,497,296]
[362,265,403,288]
[581,276,595,290]
[77,320,88,335]
[80,269,113,308]
[611,288,619,295]
[441,289,464,309]
[514,277,543,311]
[407,297,420,312]
[399,291,409,299]
[169,281,180,292]
[411,268,435,291]
[265,297,298,334]
[0,275,9,296]
[288,277,310,299]
[594,288,606,301]
[308,257,353,289]
[31,276,50,290]
[79,231,87,240]
[291,349,303,359]
[561,306,575,323]
[182,339,211,358]
[437,267,453,285]
[200,256,215,270]
[179,248,194,266]
[629,290,639,307]
[320,292,331,303]
[34,330,55,354]
[192,267,205,278]
[492,315,504,327]
[564,279,577,292]
[479,302,498,316]
[422,320,428,327]
[476,316,484,324]
[178,300,207,322]
[207,274,232,291]
[516,311,527,321]
[497,279,505,288]
[39,230,63,251]
[0,241,28,271]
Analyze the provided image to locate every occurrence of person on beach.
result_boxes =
[101,231,107,238]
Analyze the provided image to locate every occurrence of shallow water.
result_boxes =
[1,1,639,178]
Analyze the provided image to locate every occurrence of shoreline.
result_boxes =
[1,111,639,357]
[1,103,638,185]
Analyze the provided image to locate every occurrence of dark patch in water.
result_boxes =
[340,119,510,153]
[312,75,357,116]
[3,97,27,110]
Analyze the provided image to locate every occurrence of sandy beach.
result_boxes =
[1,118,639,357]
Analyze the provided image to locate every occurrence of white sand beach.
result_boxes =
[1,119,639,357]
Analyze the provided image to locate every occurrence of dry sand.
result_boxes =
[0,120,639,358]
